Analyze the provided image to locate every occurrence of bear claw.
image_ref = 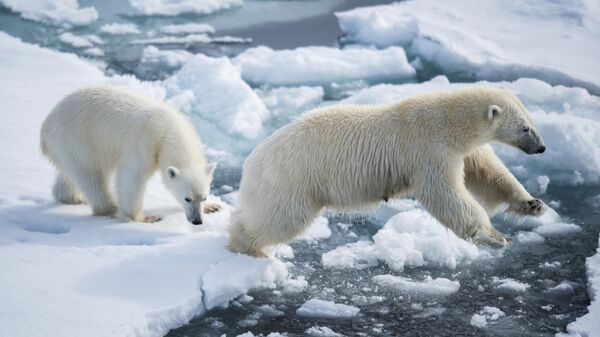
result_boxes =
[511,198,544,216]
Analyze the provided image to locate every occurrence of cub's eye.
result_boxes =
[184,197,192,203]
[523,127,530,133]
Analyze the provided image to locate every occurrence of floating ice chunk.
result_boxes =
[283,276,308,294]
[0,0,97,27]
[129,0,242,16]
[163,54,269,139]
[323,207,486,272]
[546,281,576,297]
[139,46,193,69]
[83,47,103,57]
[160,23,215,35]
[335,1,600,93]
[132,34,250,45]
[234,45,415,86]
[306,326,343,337]
[296,299,359,319]
[257,304,284,317]
[524,175,550,195]
[492,277,530,294]
[470,306,505,328]
[351,295,384,306]
[58,32,103,48]
[297,216,331,241]
[372,275,460,296]
[515,231,545,244]
[100,23,140,35]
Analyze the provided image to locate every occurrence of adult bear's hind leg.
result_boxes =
[464,145,544,217]
[53,171,85,204]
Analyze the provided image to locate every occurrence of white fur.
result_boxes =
[229,87,546,256]
[41,85,218,223]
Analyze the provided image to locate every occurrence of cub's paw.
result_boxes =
[203,202,222,214]
[511,198,545,216]
[142,215,161,223]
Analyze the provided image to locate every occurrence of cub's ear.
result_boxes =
[167,166,179,179]
[205,162,217,177]
[488,105,502,120]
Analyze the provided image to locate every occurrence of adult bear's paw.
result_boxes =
[203,202,222,214]
[510,198,545,216]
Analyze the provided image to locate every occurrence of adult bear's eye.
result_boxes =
[523,127,530,133]
[185,197,192,203]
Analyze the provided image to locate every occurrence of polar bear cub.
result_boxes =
[41,86,220,224]
[229,87,546,257]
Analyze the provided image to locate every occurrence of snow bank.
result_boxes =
[100,23,140,35]
[470,306,505,328]
[343,76,600,185]
[233,45,415,86]
[336,1,600,94]
[129,0,242,16]
[0,32,283,337]
[323,202,486,271]
[559,235,600,337]
[0,0,97,27]
[372,275,460,296]
[296,299,360,319]
[163,54,269,140]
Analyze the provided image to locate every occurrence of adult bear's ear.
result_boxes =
[167,166,179,179]
[205,162,217,177]
[487,105,502,121]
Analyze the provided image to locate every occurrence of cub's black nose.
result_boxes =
[537,145,546,154]
[192,219,203,225]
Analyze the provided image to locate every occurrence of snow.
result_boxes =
[492,277,531,294]
[335,0,600,94]
[470,306,505,328]
[100,23,141,35]
[342,76,600,185]
[58,32,103,48]
[296,299,360,319]
[233,45,415,86]
[559,236,600,337]
[322,201,487,272]
[129,0,242,16]
[0,0,97,27]
[0,32,285,337]
[372,275,460,296]
[160,23,215,35]
[162,54,269,140]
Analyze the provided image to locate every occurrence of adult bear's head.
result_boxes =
[483,87,546,155]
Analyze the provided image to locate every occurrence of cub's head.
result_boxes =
[164,163,217,225]
[484,88,546,154]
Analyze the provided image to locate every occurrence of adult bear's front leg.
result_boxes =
[413,161,509,247]
[115,156,158,223]
[464,145,544,217]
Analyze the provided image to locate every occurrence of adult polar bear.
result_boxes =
[229,87,546,257]
[41,86,219,224]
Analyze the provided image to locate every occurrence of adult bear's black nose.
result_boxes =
[537,145,546,154]
[192,219,203,225]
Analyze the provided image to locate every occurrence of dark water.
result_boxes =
[165,184,598,337]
